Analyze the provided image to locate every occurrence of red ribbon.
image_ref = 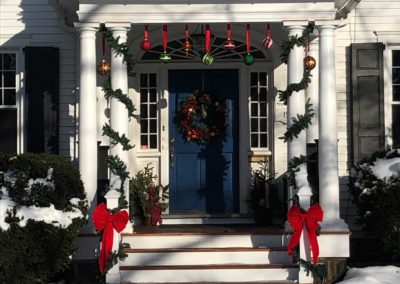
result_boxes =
[144,24,149,40]
[287,203,323,264]
[162,24,168,52]
[93,203,129,273]
[226,23,232,40]
[101,32,106,57]
[246,24,251,53]
[185,24,189,41]
[205,24,211,53]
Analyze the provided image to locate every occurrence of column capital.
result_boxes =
[105,22,131,31]
[74,22,100,32]
[315,19,347,29]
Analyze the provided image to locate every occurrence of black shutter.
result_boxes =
[351,43,385,163]
[24,47,59,154]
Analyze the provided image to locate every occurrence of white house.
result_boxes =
[0,0,397,283]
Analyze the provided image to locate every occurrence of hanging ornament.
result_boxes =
[304,41,316,71]
[182,24,192,56]
[97,31,111,76]
[140,25,152,51]
[202,24,213,65]
[159,24,171,63]
[262,23,274,49]
[244,24,254,66]
[223,24,235,49]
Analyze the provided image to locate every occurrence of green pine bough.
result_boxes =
[280,99,314,142]
[280,22,314,64]
[104,30,135,74]
[102,80,137,119]
[102,123,134,151]
[286,154,308,188]
[278,70,312,105]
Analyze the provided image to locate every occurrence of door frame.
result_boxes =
[131,61,273,215]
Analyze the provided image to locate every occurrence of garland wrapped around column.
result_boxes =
[94,26,137,274]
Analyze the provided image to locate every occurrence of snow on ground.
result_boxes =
[337,266,400,284]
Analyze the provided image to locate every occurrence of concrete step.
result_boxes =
[122,247,292,266]
[120,264,299,283]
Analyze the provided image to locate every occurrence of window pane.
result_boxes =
[251,72,258,86]
[259,72,267,86]
[251,134,258,147]
[4,72,15,87]
[393,51,400,67]
[149,88,157,102]
[260,118,267,132]
[4,89,16,105]
[260,134,268,148]
[393,105,400,148]
[251,103,258,116]
[149,104,157,117]
[3,54,16,70]
[140,73,148,87]
[393,86,400,101]
[250,87,258,101]
[140,89,147,102]
[393,68,400,84]
[0,72,3,87]
[0,90,2,105]
[149,73,157,87]
[0,109,17,153]
[260,103,267,117]
[150,119,157,133]
[150,134,157,149]
[140,119,148,133]
[259,88,267,102]
[251,118,258,132]
[141,135,148,149]
[140,105,148,117]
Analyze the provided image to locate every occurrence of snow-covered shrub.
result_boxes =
[349,149,400,260]
[0,153,88,283]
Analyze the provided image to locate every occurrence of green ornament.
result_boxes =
[202,53,214,65]
[244,53,255,66]
[159,52,171,63]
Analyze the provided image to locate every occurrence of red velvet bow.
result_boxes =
[93,203,129,273]
[287,203,323,264]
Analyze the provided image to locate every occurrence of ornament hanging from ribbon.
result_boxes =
[262,23,274,49]
[183,24,192,56]
[224,24,235,49]
[97,30,111,76]
[93,203,129,273]
[244,24,254,66]
[202,24,213,65]
[304,40,316,71]
[140,25,152,51]
[159,24,171,63]
[287,203,323,264]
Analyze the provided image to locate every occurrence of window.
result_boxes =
[0,53,18,154]
[140,73,158,149]
[250,72,268,148]
[392,50,400,148]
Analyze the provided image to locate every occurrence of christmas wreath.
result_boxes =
[175,90,228,145]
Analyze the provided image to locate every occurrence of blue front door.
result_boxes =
[169,69,239,214]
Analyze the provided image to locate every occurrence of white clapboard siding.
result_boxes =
[0,0,77,159]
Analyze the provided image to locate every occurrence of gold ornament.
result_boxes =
[97,59,111,76]
[183,40,192,56]
[304,55,316,71]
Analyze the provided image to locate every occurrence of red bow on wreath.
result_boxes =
[93,203,129,273]
[287,203,323,264]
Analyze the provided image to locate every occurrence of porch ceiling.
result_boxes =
[77,0,337,24]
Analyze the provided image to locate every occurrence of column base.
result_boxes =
[320,218,349,232]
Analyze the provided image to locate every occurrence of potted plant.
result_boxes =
[129,165,168,226]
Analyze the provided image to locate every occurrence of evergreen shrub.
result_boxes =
[349,149,400,260]
[0,153,88,283]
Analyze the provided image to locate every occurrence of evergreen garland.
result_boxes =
[278,71,312,105]
[280,22,314,64]
[102,80,137,119]
[102,123,134,151]
[104,30,135,74]
[280,99,314,142]
[286,155,308,187]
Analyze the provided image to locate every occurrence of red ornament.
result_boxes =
[262,23,274,49]
[183,24,192,56]
[140,25,152,51]
[224,24,236,49]
[93,203,129,273]
[287,203,323,264]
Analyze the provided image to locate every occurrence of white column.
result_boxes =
[107,24,131,201]
[286,25,312,210]
[318,25,348,230]
[306,38,319,143]
[75,23,99,231]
